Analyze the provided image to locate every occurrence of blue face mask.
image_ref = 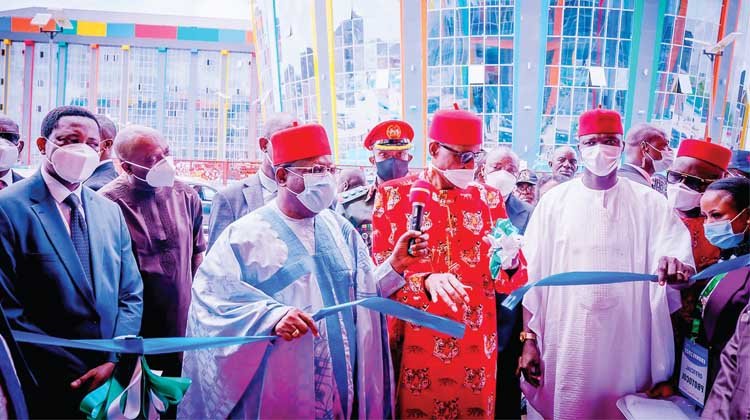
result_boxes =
[704,208,749,249]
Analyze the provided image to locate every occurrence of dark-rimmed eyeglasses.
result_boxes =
[285,165,341,175]
[439,143,486,164]
[666,170,720,193]
[0,132,19,144]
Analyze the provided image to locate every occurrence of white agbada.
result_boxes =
[178,201,402,419]
[521,177,694,419]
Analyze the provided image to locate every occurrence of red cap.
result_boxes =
[364,120,414,151]
[428,104,482,146]
[409,179,432,206]
[677,139,732,171]
[578,108,623,137]
[270,123,332,166]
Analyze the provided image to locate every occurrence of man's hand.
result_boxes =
[387,230,430,274]
[424,273,470,312]
[71,362,116,392]
[516,340,542,387]
[646,381,676,399]
[274,308,319,341]
[656,257,696,286]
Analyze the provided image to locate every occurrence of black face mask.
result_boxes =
[376,158,409,181]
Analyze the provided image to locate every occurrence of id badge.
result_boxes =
[678,339,709,407]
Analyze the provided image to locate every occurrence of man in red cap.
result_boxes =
[372,106,528,418]
[337,120,414,251]
[658,139,732,399]
[518,108,695,419]
[180,123,429,419]
[668,139,732,271]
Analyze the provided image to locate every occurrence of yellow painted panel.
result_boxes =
[77,21,107,37]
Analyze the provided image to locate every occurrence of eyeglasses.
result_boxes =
[0,132,19,144]
[439,143,486,164]
[285,165,341,175]
[666,170,720,193]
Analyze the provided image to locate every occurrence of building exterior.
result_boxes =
[2,1,750,177]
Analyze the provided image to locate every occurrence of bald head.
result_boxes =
[0,116,20,143]
[115,125,168,163]
[549,145,578,178]
[262,113,297,140]
[484,146,520,176]
[337,168,367,193]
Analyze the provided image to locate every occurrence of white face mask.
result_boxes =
[0,142,19,171]
[287,171,336,214]
[45,141,99,183]
[432,164,474,190]
[667,182,703,211]
[580,144,622,176]
[644,143,674,173]
[124,156,176,188]
[485,169,517,197]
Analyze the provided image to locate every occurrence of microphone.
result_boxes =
[408,180,432,255]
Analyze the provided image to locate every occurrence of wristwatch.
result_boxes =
[520,331,537,343]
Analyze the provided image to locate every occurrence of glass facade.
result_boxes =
[164,49,192,159]
[541,0,635,159]
[96,46,124,126]
[194,51,221,160]
[29,44,58,166]
[3,1,750,172]
[426,0,515,149]
[127,47,160,128]
[275,0,319,123]
[332,0,403,163]
[651,0,721,146]
[5,42,25,139]
[64,44,91,108]
[226,53,254,161]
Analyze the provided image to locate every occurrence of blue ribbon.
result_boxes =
[12,296,465,354]
[312,297,465,338]
[501,254,750,310]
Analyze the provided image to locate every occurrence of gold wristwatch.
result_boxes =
[520,331,537,343]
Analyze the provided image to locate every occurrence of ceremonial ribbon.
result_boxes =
[501,253,750,310]
[11,296,465,419]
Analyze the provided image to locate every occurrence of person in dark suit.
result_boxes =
[0,106,143,418]
[480,145,532,419]
[618,123,672,195]
[0,116,26,188]
[207,113,296,249]
[83,114,118,191]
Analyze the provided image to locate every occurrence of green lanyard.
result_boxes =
[690,273,728,341]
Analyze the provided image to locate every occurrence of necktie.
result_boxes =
[64,194,92,285]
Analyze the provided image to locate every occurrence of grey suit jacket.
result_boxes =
[702,301,750,419]
[505,194,532,234]
[207,174,266,249]
[617,164,650,186]
[84,161,119,191]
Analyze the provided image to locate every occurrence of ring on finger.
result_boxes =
[292,328,300,337]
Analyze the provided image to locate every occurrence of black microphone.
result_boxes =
[407,180,431,255]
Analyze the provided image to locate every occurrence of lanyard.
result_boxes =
[690,272,728,341]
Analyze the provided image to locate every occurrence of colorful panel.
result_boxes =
[62,20,78,35]
[0,17,11,32]
[217,29,246,44]
[107,23,135,38]
[77,21,107,37]
[134,24,177,39]
[177,26,219,42]
[10,17,56,33]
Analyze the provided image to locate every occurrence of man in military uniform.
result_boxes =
[514,168,539,206]
[337,120,413,251]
